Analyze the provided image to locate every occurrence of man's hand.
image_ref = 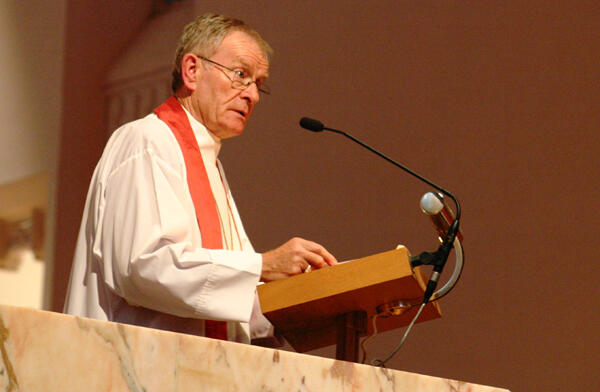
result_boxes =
[260,237,337,282]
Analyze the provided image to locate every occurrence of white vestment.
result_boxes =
[64,107,271,343]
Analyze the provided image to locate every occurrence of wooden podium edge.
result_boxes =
[258,247,442,353]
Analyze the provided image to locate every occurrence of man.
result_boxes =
[64,14,337,343]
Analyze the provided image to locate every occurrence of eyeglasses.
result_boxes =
[197,55,270,95]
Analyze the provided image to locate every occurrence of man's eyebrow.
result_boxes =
[231,58,251,68]
[234,58,269,79]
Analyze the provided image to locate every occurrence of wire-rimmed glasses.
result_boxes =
[196,55,270,95]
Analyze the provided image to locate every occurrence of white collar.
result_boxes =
[181,106,222,165]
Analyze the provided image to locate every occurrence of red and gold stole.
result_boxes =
[154,96,227,340]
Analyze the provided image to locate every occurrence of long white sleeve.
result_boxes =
[64,114,262,339]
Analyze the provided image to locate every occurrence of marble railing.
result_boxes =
[0,304,508,391]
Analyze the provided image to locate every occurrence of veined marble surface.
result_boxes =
[0,304,509,391]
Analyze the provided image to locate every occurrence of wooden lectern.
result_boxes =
[257,246,442,362]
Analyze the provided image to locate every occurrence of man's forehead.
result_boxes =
[216,31,269,72]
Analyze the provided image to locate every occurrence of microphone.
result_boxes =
[299,117,324,132]
[420,192,463,243]
[298,117,461,304]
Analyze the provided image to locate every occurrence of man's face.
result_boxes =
[191,31,269,139]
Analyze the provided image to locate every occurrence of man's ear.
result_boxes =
[181,53,200,91]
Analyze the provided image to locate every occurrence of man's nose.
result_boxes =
[241,82,260,104]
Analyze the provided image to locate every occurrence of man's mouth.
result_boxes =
[232,109,248,120]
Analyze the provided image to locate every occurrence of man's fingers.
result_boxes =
[302,251,326,269]
[295,238,338,269]
[261,237,337,282]
[313,246,337,266]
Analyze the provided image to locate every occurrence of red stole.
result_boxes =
[153,96,228,340]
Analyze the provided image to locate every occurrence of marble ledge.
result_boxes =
[0,304,509,391]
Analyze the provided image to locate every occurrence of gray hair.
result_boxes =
[171,13,273,92]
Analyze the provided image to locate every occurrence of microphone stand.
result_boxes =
[301,120,461,304]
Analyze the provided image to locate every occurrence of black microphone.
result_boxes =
[298,116,461,304]
[299,117,324,132]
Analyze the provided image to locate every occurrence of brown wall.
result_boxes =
[55,1,600,391]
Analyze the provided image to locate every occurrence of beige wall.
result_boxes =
[0,1,66,308]
[0,1,64,185]
[53,1,599,391]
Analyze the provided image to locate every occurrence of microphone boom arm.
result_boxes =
[323,126,461,222]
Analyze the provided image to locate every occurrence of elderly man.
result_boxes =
[64,14,336,343]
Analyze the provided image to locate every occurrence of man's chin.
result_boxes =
[216,124,245,139]
[221,131,244,139]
